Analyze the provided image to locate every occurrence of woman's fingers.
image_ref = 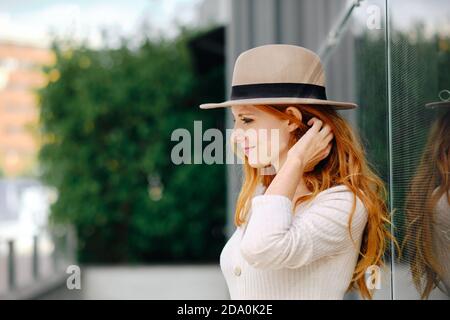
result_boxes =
[309,117,332,137]
[299,117,333,165]
[319,125,331,137]
[324,132,334,143]
[320,143,333,159]
[308,117,323,131]
[307,117,316,126]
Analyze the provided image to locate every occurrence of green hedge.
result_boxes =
[38,28,226,263]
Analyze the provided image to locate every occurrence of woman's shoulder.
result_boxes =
[316,184,363,202]
[253,182,367,218]
[308,184,367,218]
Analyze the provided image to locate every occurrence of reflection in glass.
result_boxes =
[388,0,450,300]
[402,105,450,299]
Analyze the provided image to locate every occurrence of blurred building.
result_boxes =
[0,42,53,177]
[197,0,230,28]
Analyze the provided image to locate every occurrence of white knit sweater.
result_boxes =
[220,184,368,299]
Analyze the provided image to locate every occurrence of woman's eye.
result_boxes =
[241,118,254,124]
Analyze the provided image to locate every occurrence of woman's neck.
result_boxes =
[273,150,311,198]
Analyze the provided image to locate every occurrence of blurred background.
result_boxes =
[0,0,449,300]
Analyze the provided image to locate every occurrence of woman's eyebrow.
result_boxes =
[238,113,254,117]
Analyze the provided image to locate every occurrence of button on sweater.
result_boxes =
[220,184,368,299]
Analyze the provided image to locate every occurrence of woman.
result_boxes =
[199,44,395,300]
[403,106,450,299]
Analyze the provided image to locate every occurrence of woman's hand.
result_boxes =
[287,117,334,172]
[264,117,333,201]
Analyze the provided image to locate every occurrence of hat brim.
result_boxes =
[425,101,450,109]
[199,97,357,110]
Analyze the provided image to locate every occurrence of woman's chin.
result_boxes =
[247,158,271,169]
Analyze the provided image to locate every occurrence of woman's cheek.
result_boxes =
[269,132,285,155]
[259,140,275,165]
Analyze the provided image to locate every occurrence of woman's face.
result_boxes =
[231,105,297,169]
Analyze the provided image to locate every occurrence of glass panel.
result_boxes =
[324,0,392,299]
[388,0,450,300]
[353,0,392,299]
[353,0,392,300]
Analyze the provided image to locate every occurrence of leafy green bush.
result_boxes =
[38,29,226,263]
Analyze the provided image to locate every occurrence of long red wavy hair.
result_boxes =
[232,104,398,300]
[402,109,450,299]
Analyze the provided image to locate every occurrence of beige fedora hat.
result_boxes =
[199,44,357,110]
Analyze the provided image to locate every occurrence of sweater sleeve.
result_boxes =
[239,187,368,270]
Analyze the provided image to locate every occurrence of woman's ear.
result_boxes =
[284,106,302,132]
